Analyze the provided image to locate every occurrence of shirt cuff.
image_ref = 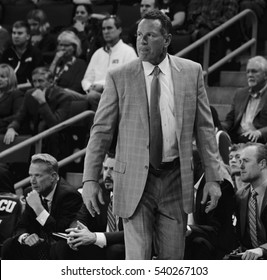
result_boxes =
[94,232,107,248]
[18,233,29,244]
[36,209,49,226]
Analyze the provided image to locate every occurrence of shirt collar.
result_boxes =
[104,39,123,53]
[43,182,57,203]
[249,82,267,99]
[251,180,267,197]
[142,55,169,77]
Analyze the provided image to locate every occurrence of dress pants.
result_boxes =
[123,166,187,259]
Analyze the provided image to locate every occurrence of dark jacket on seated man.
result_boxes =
[50,188,125,260]
[185,175,237,260]
[1,178,82,259]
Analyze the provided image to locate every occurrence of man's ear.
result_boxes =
[259,159,267,169]
[164,33,172,48]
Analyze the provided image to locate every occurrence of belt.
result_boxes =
[149,157,180,177]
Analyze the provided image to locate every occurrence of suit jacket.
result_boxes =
[83,55,222,218]
[8,85,71,135]
[14,178,82,239]
[236,184,267,258]
[188,177,237,259]
[0,89,24,133]
[75,202,124,246]
[222,86,267,142]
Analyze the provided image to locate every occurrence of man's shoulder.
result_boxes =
[169,55,200,69]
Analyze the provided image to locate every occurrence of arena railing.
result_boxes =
[0,110,95,193]
[176,9,258,84]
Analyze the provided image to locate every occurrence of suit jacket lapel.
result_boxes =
[169,56,184,142]
[240,186,250,238]
[135,61,149,134]
[235,90,250,125]
[255,88,267,117]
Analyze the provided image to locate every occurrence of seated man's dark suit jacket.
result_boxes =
[222,86,267,143]
[185,177,237,259]
[7,85,71,158]
[1,178,82,259]
[51,188,125,260]
[235,184,267,259]
[8,85,71,135]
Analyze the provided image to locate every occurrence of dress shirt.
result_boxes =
[18,184,57,243]
[81,39,137,91]
[94,192,118,248]
[36,184,57,226]
[142,55,179,162]
[240,83,267,134]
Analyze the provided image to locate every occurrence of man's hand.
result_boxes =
[26,190,45,215]
[3,128,18,144]
[201,181,222,213]
[23,233,44,247]
[242,130,261,142]
[90,83,104,93]
[242,248,263,260]
[32,89,46,104]
[82,181,104,216]
[66,221,96,249]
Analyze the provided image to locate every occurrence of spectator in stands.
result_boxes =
[222,56,267,144]
[230,143,267,260]
[26,9,57,65]
[3,67,72,159]
[0,21,44,87]
[0,64,24,134]
[51,153,125,259]
[49,30,87,94]
[81,15,137,111]
[159,0,187,31]
[70,0,103,62]
[1,153,82,259]
[126,0,159,51]
[229,143,246,192]
[0,26,11,61]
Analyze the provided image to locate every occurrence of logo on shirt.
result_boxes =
[112,59,119,64]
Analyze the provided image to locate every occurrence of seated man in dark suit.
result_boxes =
[222,56,267,144]
[230,143,267,260]
[184,157,237,259]
[1,153,82,259]
[51,153,125,259]
[3,66,72,159]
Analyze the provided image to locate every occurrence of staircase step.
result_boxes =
[220,71,246,87]
[206,86,239,104]
[65,172,83,189]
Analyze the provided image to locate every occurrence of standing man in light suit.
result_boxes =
[82,10,223,260]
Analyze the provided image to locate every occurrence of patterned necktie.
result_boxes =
[248,188,259,248]
[42,198,49,212]
[149,66,163,169]
[107,197,116,232]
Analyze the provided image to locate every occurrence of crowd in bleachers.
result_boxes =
[0,0,267,260]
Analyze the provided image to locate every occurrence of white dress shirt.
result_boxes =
[142,55,179,162]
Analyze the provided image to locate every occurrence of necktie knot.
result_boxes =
[153,66,160,77]
[251,188,258,198]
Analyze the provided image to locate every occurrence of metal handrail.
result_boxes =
[0,110,95,191]
[0,110,94,160]
[176,9,258,82]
